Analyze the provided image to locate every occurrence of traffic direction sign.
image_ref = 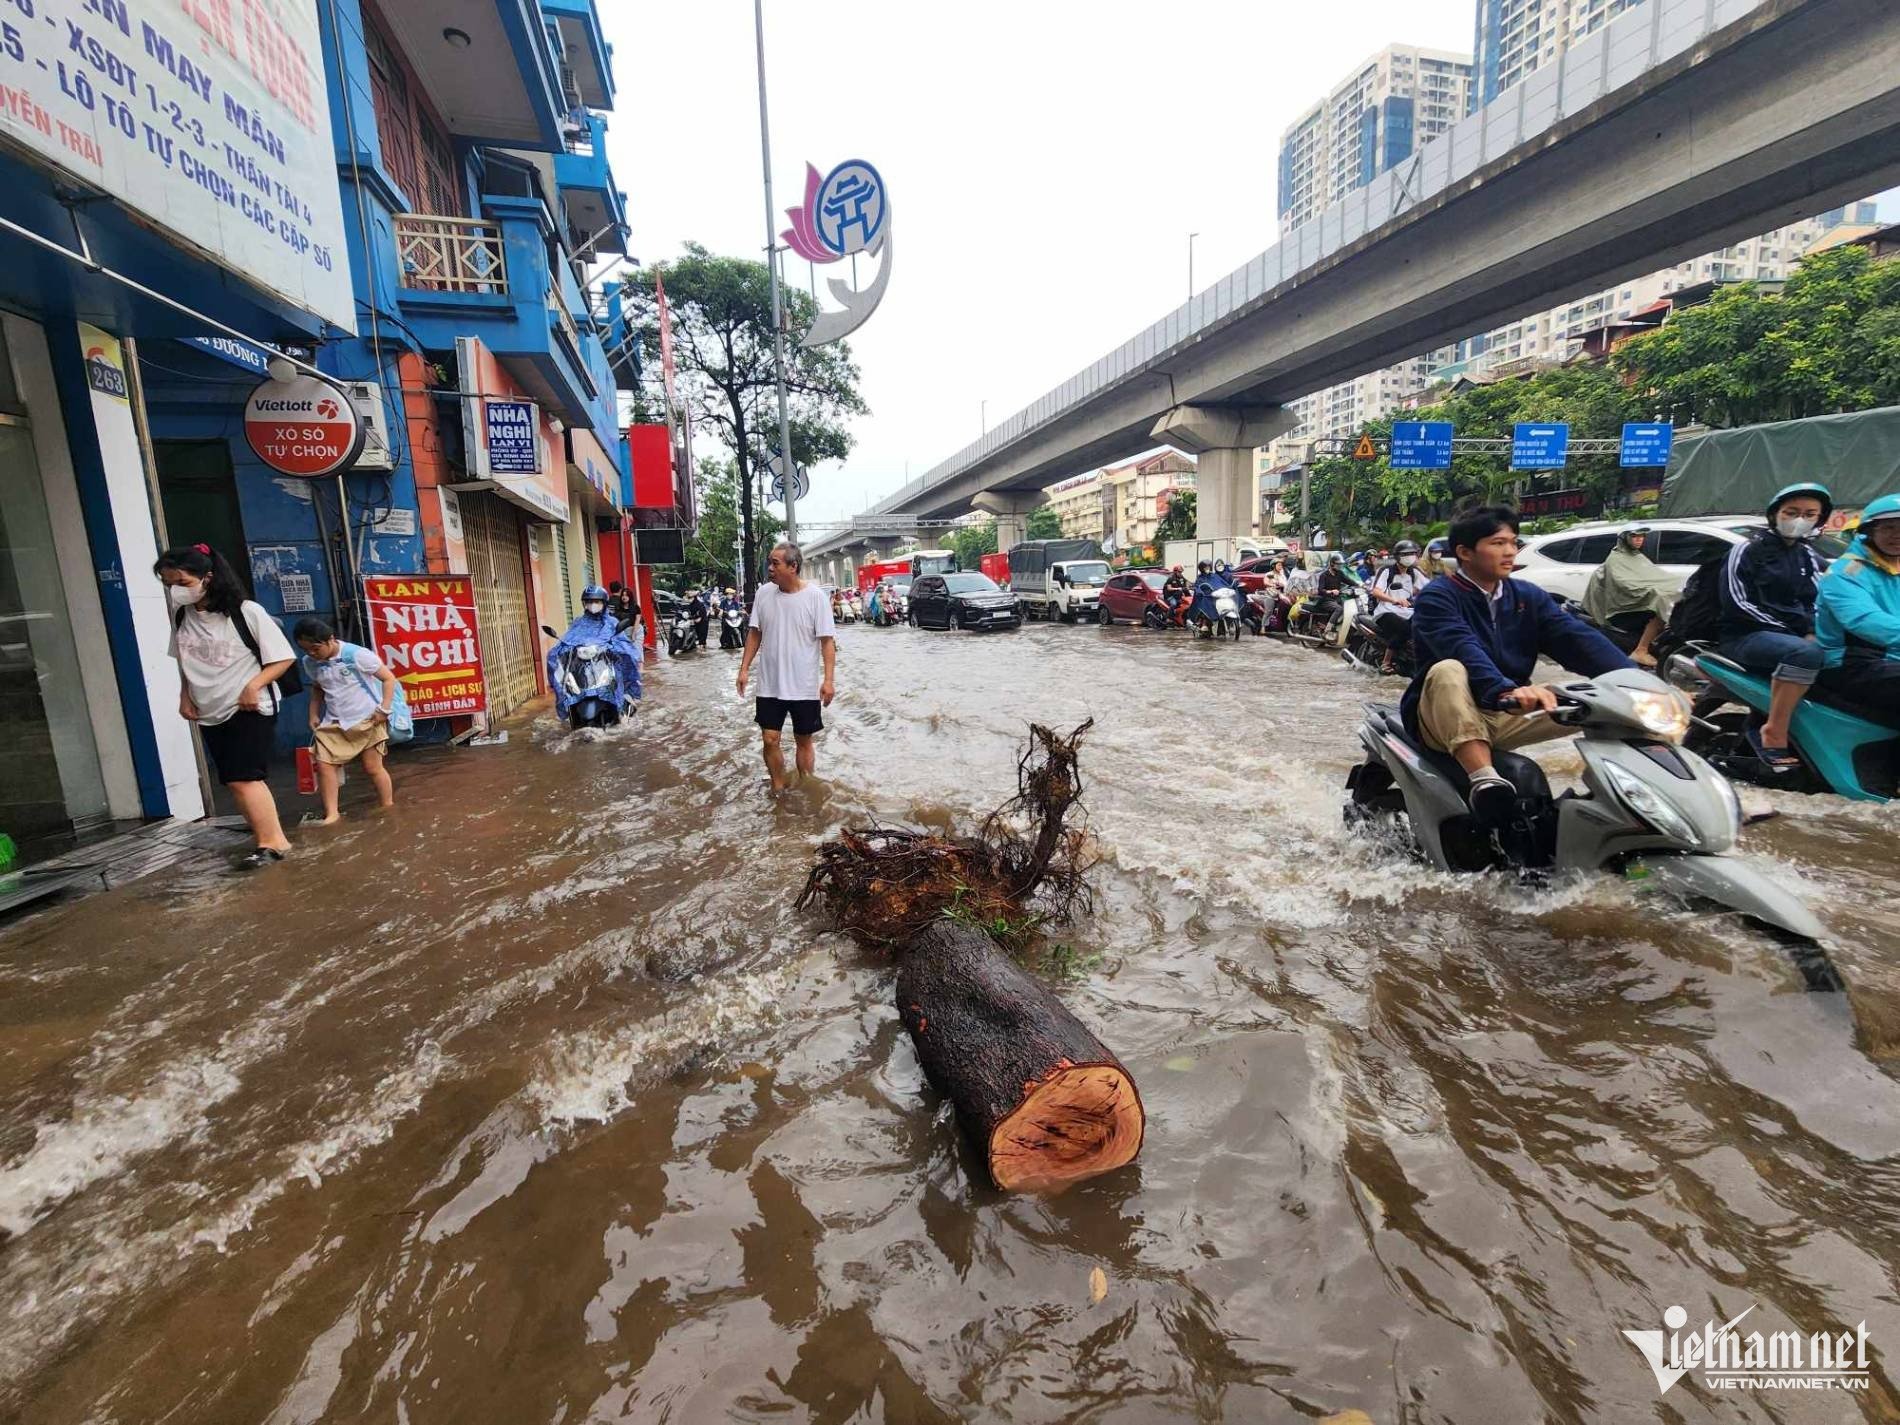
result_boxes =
[1619,422,1674,467]
[1511,423,1570,470]
[1390,421,1454,470]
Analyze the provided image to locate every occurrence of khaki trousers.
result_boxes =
[1414,660,1570,755]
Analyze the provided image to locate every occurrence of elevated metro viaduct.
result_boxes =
[836,0,1900,552]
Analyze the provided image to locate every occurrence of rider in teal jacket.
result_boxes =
[1815,492,1900,726]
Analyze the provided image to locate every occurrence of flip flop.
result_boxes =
[1746,725,1803,771]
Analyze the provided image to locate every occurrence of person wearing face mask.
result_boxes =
[1368,539,1429,673]
[1717,482,1834,770]
[154,544,297,867]
[546,585,643,723]
[1815,493,1900,727]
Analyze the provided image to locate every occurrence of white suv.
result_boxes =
[1513,516,1849,601]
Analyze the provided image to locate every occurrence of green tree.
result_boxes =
[1612,245,1900,426]
[1025,506,1065,541]
[668,456,782,591]
[948,520,999,570]
[626,243,868,592]
[1152,490,1195,544]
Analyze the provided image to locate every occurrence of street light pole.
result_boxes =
[753,0,799,544]
[981,399,987,435]
[1187,231,1199,302]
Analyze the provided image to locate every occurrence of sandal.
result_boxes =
[1746,726,1802,771]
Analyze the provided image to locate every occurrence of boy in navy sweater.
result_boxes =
[1402,506,1632,821]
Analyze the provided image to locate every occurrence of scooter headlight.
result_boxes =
[1629,690,1689,742]
[576,644,602,660]
[1601,760,1699,846]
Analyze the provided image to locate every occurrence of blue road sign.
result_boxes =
[1619,422,1675,467]
[1390,420,1454,470]
[1511,423,1570,470]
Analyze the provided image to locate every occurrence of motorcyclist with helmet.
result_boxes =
[545,584,642,722]
[1162,565,1192,626]
[1718,482,1833,770]
[1367,539,1429,673]
[1815,493,1900,727]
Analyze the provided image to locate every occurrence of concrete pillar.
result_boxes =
[1149,404,1295,542]
[972,489,1049,552]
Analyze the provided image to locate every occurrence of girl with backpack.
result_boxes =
[155,544,297,867]
[292,616,410,823]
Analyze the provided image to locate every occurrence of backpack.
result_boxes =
[176,603,304,698]
[309,640,414,743]
[1655,551,1728,658]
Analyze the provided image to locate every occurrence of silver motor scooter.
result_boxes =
[1344,666,1831,953]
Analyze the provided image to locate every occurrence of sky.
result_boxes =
[600,1,1898,532]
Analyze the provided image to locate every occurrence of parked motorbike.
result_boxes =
[1685,652,1898,803]
[1343,667,1834,966]
[668,606,704,657]
[719,604,746,650]
[541,623,635,729]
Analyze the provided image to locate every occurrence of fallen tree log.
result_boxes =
[896,920,1144,1193]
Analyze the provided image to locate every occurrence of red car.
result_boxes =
[1095,567,1174,625]
[1230,554,1291,594]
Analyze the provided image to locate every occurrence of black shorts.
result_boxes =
[755,697,823,736]
[200,710,275,784]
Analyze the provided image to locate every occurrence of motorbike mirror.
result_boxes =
[541,625,559,638]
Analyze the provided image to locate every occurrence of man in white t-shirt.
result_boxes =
[737,542,836,790]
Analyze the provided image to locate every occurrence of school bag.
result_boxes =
[1653,551,1728,660]
[313,640,414,743]
[175,603,304,697]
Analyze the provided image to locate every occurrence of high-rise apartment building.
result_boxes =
[1471,0,1640,109]
[1278,46,1474,231]
[1268,47,1473,471]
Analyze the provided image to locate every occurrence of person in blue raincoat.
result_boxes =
[546,585,642,720]
[1190,560,1239,629]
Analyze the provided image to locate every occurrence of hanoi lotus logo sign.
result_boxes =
[782,158,891,348]
[1623,1303,1873,1395]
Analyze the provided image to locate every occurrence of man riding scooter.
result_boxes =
[545,585,642,728]
[1404,505,1634,823]
[1366,539,1429,673]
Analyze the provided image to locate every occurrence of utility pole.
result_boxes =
[980,399,987,435]
[753,0,799,544]
[1188,232,1199,303]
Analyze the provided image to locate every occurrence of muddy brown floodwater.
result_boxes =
[4,621,1900,1423]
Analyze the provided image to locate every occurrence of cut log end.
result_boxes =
[988,1062,1145,1194]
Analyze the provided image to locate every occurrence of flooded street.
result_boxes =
[4,621,1900,1423]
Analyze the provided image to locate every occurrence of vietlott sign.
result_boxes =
[1623,1303,1873,1395]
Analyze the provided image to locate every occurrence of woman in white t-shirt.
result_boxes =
[155,544,296,867]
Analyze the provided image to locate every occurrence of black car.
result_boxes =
[907,572,1021,631]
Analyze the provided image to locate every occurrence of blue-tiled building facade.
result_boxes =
[0,0,637,857]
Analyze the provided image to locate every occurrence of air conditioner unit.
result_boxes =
[340,380,395,470]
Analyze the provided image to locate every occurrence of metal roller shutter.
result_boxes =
[462,493,537,716]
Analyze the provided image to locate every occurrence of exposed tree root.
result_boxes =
[796,720,1096,951]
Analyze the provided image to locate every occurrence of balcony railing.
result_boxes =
[396,214,505,293]
[551,281,584,356]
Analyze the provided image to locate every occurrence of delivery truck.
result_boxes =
[1007,539,1110,622]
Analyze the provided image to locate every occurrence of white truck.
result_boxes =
[1160,536,1284,572]
[1007,539,1111,622]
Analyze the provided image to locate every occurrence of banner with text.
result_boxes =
[0,0,354,329]
[363,576,486,719]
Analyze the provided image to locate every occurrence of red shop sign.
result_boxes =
[363,576,487,718]
[244,372,364,477]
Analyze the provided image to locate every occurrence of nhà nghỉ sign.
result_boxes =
[364,576,486,718]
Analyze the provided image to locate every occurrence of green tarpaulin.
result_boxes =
[1659,406,1900,518]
